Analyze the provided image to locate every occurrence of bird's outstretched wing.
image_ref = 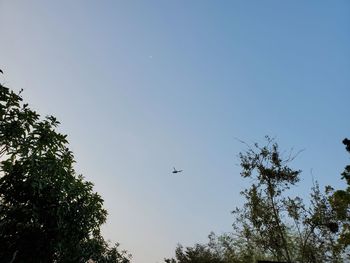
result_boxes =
[172,167,183,174]
[0,69,3,74]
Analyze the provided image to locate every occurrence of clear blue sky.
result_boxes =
[1,1,349,262]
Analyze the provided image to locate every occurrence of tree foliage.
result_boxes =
[232,137,342,262]
[0,84,130,262]
[164,233,232,263]
[329,138,350,249]
[164,232,268,263]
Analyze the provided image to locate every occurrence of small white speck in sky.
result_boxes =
[148,55,153,59]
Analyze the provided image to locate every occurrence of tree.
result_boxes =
[234,138,300,262]
[0,83,130,262]
[233,137,342,262]
[164,242,229,263]
[329,138,350,250]
[163,232,268,263]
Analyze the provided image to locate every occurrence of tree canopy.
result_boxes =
[0,84,130,262]
[329,138,350,249]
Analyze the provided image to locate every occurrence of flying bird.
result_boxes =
[0,69,3,74]
[172,167,183,174]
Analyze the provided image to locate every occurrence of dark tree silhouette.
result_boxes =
[328,138,350,250]
[342,138,350,152]
[0,83,130,262]
[164,243,229,263]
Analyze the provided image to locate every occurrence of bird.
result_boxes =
[172,167,183,174]
[0,69,3,74]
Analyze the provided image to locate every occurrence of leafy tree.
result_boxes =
[329,138,350,250]
[163,232,269,263]
[164,242,229,263]
[233,137,342,262]
[0,83,130,262]
[233,137,300,262]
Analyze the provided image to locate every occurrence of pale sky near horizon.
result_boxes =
[0,1,349,262]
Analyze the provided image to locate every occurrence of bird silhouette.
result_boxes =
[0,69,3,74]
[172,167,183,174]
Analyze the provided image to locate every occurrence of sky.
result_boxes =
[0,1,349,262]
